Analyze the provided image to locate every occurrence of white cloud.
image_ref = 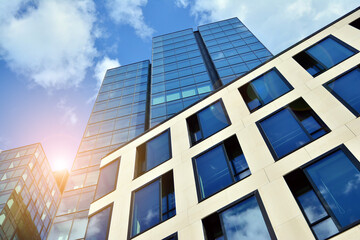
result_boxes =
[93,56,120,88]
[0,0,97,89]
[175,0,360,54]
[57,99,78,125]
[105,0,154,40]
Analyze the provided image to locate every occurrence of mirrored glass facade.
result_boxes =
[49,61,151,239]
[150,18,273,127]
[198,18,272,85]
[0,144,61,240]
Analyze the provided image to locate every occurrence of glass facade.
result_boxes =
[198,17,272,85]
[49,61,150,239]
[151,29,214,127]
[0,144,61,240]
[150,18,273,127]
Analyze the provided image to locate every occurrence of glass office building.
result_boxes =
[48,61,151,240]
[0,143,61,240]
[150,17,272,126]
[49,17,271,239]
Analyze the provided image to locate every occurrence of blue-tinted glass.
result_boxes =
[195,145,233,198]
[230,154,249,181]
[95,159,120,200]
[297,190,327,224]
[85,205,112,240]
[132,181,160,236]
[301,116,321,134]
[260,109,310,158]
[312,218,338,240]
[220,196,271,240]
[305,150,360,227]
[146,130,171,170]
[306,37,355,69]
[198,102,229,138]
[327,68,360,115]
[251,70,291,104]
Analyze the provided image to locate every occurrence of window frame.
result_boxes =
[239,68,293,113]
[134,129,172,179]
[93,158,120,202]
[162,232,178,240]
[202,190,277,240]
[285,144,360,240]
[128,170,176,239]
[293,35,358,77]
[84,202,113,240]
[256,97,330,160]
[323,65,360,117]
[186,99,231,147]
[192,135,251,202]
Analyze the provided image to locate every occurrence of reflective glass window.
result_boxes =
[95,158,120,200]
[187,100,230,145]
[203,193,275,240]
[285,146,360,240]
[239,68,292,112]
[48,220,72,240]
[130,171,175,237]
[258,98,329,159]
[293,36,356,76]
[85,204,112,240]
[135,130,171,177]
[193,135,250,200]
[324,67,360,116]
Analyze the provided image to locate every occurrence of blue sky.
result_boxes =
[0,0,358,171]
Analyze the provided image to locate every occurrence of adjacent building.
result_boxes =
[0,143,61,240]
[88,7,360,240]
[48,17,272,239]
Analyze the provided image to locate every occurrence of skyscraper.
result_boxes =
[0,143,61,240]
[87,8,360,240]
[48,17,272,239]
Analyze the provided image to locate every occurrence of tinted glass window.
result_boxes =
[285,146,360,240]
[258,98,329,159]
[85,204,112,240]
[293,36,356,76]
[305,149,360,227]
[203,193,275,240]
[194,136,250,200]
[239,69,292,112]
[325,67,360,116]
[135,129,171,177]
[131,171,176,237]
[187,100,230,145]
[220,196,272,240]
[95,158,120,200]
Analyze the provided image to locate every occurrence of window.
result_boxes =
[135,129,171,178]
[193,135,250,200]
[187,100,230,146]
[203,192,276,240]
[85,203,113,240]
[285,145,360,240]
[162,233,178,240]
[293,36,357,77]
[257,98,329,159]
[349,17,360,30]
[324,66,360,117]
[94,158,120,200]
[239,68,292,112]
[130,171,175,238]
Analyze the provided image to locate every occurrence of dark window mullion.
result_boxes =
[303,170,342,230]
[250,81,265,106]
[304,50,328,71]
[288,108,313,140]
[159,178,163,222]
[196,112,205,141]
[222,144,236,183]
